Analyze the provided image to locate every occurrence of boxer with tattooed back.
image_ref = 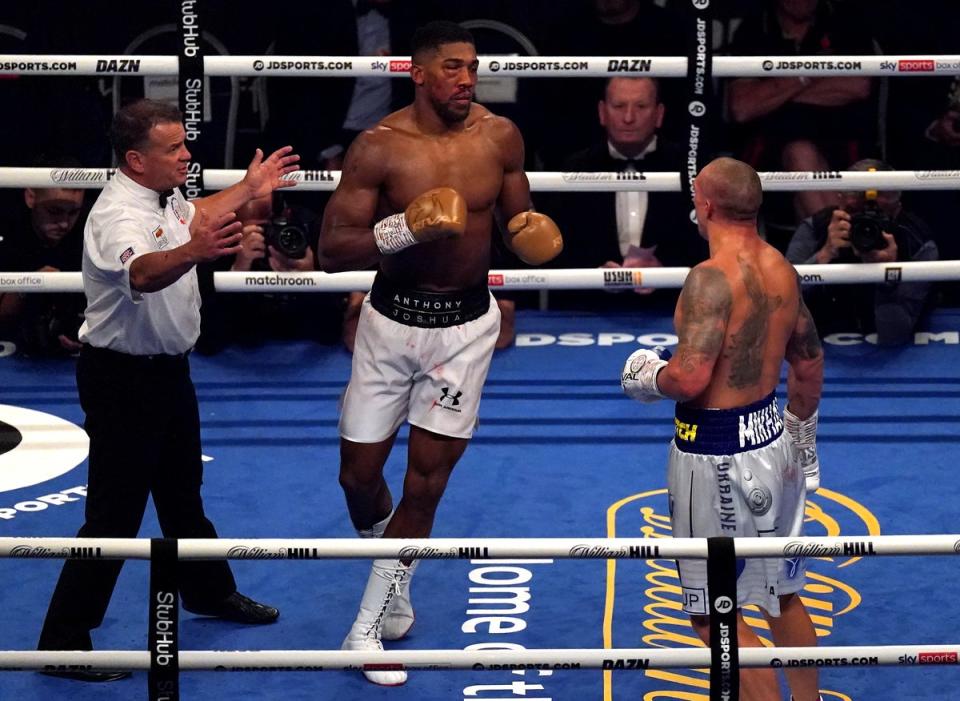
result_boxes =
[621,157,825,701]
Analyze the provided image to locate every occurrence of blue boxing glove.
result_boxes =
[621,346,671,403]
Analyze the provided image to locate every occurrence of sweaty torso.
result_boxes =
[678,240,800,409]
[373,104,507,291]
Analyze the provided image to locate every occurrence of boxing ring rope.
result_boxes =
[2,534,959,674]
[2,533,959,559]
[3,167,959,191]
[2,262,958,294]
[3,645,960,672]
[2,53,959,77]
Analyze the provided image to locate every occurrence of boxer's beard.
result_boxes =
[432,96,470,125]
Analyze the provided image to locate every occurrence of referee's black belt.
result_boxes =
[369,273,490,329]
[81,344,191,366]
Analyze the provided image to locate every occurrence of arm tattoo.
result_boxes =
[677,266,732,376]
[787,296,823,361]
[726,257,782,389]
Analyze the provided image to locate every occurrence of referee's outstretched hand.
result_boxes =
[243,146,301,200]
[189,209,243,262]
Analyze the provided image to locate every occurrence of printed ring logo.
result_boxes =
[691,0,710,8]
[770,658,784,668]
[253,60,264,71]
[489,60,500,72]
[688,100,706,117]
[713,595,733,613]
[0,405,88,493]
[762,60,775,71]
[954,539,960,553]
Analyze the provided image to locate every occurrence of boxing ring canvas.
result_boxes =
[2,308,959,700]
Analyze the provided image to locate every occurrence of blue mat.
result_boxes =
[2,309,959,700]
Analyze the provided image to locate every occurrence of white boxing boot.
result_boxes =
[356,511,417,640]
[342,559,413,686]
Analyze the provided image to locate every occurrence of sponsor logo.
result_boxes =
[955,539,960,553]
[10,545,102,559]
[257,60,354,72]
[602,658,650,670]
[688,100,706,116]
[768,60,862,71]
[936,60,960,71]
[488,273,504,286]
[899,59,935,72]
[397,545,490,559]
[782,657,880,667]
[435,387,463,413]
[915,170,960,180]
[253,60,264,71]
[489,60,501,72]
[226,545,287,559]
[488,60,589,72]
[603,269,643,288]
[95,59,141,73]
[300,170,335,182]
[49,168,115,183]
[799,273,823,283]
[0,61,78,72]
[472,662,582,671]
[119,247,135,264]
[713,595,733,614]
[771,658,784,668]
[0,406,87,494]
[919,652,959,664]
[152,226,169,250]
[607,59,652,73]
[880,60,897,71]
[390,60,412,72]
[885,267,902,283]
[243,275,317,287]
[371,60,387,71]
[811,170,842,180]
[783,541,876,557]
[568,544,660,559]
[691,0,710,8]
[762,60,775,71]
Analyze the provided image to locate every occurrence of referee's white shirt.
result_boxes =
[78,169,199,356]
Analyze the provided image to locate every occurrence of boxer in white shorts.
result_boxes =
[620,158,825,701]
[316,22,565,686]
[340,275,500,442]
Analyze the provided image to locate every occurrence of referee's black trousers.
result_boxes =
[38,346,236,650]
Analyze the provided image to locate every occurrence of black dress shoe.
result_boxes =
[185,591,279,624]
[40,669,132,682]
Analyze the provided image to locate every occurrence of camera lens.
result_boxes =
[276,225,308,259]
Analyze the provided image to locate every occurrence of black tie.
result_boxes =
[159,189,174,209]
[607,154,640,172]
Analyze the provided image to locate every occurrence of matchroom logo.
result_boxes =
[603,488,877,701]
[0,405,88,493]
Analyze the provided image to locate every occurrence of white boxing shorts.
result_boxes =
[339,274,500,443]
[667,392,806,617]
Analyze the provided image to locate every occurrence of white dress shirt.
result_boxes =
[611,136,657,258]
[78,169,199,355]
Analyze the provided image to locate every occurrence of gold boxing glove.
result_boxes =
[506,211,563,265]
[373,187,467,255]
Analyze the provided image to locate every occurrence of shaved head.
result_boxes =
[695,157,762,222]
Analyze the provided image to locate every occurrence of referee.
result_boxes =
[37,99,299,682]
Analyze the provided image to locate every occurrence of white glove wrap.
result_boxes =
[621,349,668,403]
[373,213,418,255]
[784,407,820,493]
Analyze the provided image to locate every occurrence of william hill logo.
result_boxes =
[604,487,879,700]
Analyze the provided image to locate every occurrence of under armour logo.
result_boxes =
[439,388,462,406]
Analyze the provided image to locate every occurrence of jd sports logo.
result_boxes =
[0,405,88,493]
[440,388,462,406]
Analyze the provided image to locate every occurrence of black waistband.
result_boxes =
[673,392,783,455]
[81,344,191,366]
[369,273,490,328]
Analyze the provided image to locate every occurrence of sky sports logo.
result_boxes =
[899,60,935,72]
[390,60,412,72]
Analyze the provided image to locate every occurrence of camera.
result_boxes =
[262,216,309,259]
[849,201,893,252]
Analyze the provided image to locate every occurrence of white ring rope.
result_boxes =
[3,167,959,192]
[2,261,958,294]
[2,53,959,77]
[2,534,958,560]
[1,644,959,672]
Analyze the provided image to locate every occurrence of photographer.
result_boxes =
[0,157,87,357]
[198,192,345,350]
[786,159,939,345]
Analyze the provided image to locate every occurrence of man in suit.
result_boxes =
[548,77,708,310]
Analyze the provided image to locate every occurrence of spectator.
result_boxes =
[786,158,938,345]
[532,0,686,168]
[197,192,346,351]
[0,158,86,357]
[546,77,708,310]
[725,0,876,221]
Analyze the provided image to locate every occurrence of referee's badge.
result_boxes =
[152,225,170,250]
[171,197,186,224]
